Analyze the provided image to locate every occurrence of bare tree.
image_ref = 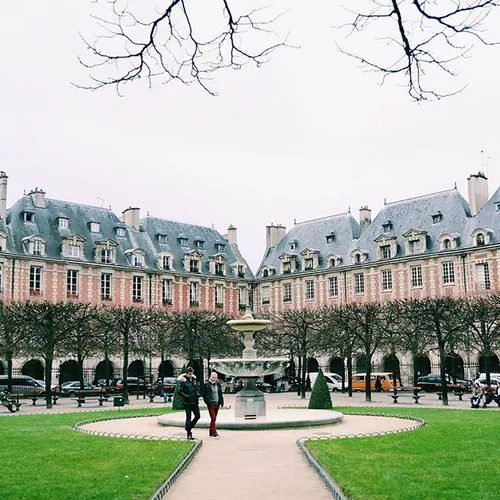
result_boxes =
[78,0,287,94]
[339,0,500,100]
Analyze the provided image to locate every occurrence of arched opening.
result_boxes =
[94,359,116,385]
[479,352,500,373]
[307,358,319,373]
[445,353,464,381]
[415,355,431,377]
[476,234,485,246]
[329,357,344,376]
[60,360,79,384]
[22,359,44,380]
[0,361,5,376]
[382,354,401,382]
[262,270,269,278]
[158,360,174,378]
[443,239,451,250]
[128,360,145,378]
[355,354,367,373]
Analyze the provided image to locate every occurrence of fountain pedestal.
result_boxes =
[235,377,266,418]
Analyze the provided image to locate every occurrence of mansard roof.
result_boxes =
[257,212,360,276]
[465,185,500,245]
[5,196,253,279]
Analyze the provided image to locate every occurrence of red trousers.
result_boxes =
[207,403,220,435]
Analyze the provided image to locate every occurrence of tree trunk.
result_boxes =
[297,356,302,396]
[347,355,353,397]
[438,343,449,406]
[413,354,419,388]
[301,354,307,399]
[122,331,129,404]
[45,354,54,409]
[365,353,372,402]
[78,352,84,390]
[6,350,13,393]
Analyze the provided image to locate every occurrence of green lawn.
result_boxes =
[0,409,193,499]
[306,407,500,500]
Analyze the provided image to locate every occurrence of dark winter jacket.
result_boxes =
[201,380,224,408]
[177,374,199,407]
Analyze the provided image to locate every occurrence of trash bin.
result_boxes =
[113,396,124,407]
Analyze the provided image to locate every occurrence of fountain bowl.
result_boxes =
[210,358,288,377]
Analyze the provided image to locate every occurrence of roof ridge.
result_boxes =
[143,215,221,233]
[385,188,456,206]
[46,197,113,211]
[295,212,351,225]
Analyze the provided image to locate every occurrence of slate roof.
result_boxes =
[465,185,500,245]
[4,195,253,279]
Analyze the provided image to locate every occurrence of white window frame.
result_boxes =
[381,270,392,291]
[238,286,247,307]
[215,262,225,276]
[283,283,292,303]
[476,263,491,290]
[410,265,423,288]
[29,266,43,295]
[354,273,365,294]
[261,286,270,305]
[59,218,68,229]
[442,261,455,284]
[161,255,171,270]
[304,258,314,271]
[328,277,338,297]
[132,276,143,302]
[380,245,391,260]
[133,253,143,267]
[90,222,100,233]
[190,259,200,273]
[305,280,315,300]
[215,284,224,306]
[32,240,42,256]
[189,281,199,305]
[116,228,126,237]
[101,273,112,300]
[67,244,80,258]
[101,248,113,264]
[162,279,172,304]
[409,239,421,254]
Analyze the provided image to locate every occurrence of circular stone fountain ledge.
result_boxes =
[158,408,343,430]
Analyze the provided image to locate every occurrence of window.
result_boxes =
[29,266,42,296]
[189,281,199,306]
[476,263,491,290]
[409,239,421,254]
[59,218,68,229]
[380,245,391,260]
[215,243,225,252]
[238,286,247,308]
[289,242,297,250]
[66,270,79,297]
[196,241,205,250]
[432,212,443,224]
[162,279,172,304]
[326,234,335,244]
[354,254,361,264]
[133,253,143,267]
[261,286,270,305]
[158,234,167,243]
[496,202,500,212]
[101,273,112,300]
[215,284,224,307]
[24,212,34,223]
[354,273,365,294]
[305,280,314,300]
[262,269,269,278]
[381,270,392,291]
[215,262,224,276]
[67,245,80,258]
[411,265,423,288]
[161,255,171,270]
[282,262,291,274]
[283,283,292,303]
[329,258,336,268]
[476,233,485,246]
[116,228,126,237]
[90,222,100,233]
[190,259,200,273]
[180,238,189,247]
[101,248,113,264]
[443,239,451,250]
[442,262,455,284]
[132,276,143,302]
[328,277,338,297]
[237,265,245,278]
[32,240,42,256]
[304,258,314,270]
[382,221,393,232]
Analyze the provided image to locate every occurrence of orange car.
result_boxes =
[352,372,400,392]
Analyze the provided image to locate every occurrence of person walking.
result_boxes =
[178,367,200,440]
[201,371,224,438]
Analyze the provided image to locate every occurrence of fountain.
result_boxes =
[210,308,288,418]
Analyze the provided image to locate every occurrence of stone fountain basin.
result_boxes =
[210,358,288,377]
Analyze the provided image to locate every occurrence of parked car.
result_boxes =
[309,372,343,392]
[59,381,95,397]
[416,374,469,392]
[473,377,500,391]
[352,372,400,392]
[0,375,44,396]
[161,377,178,396]
[113,377,147,394]
[255,380,273,393]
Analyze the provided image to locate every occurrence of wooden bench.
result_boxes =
[436,390,465,401]
[390,393,424,404]
[390,387,423,404]
[146,392,173,403]
[72,396,110,407]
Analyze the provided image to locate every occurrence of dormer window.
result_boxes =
[263,270,269,277]
[409,239,421,254]
[443,239,451,250]
[351,248,369,265]
[283,262,291,274]
[327,254,343,268]
[90,222,100,233]
[432,212,443,224]
[67,244,80,258]
[180,238,189,247]
[261,266,274,278]
[100,248,112,264]
[329,258,336,268]
[300,248,319,271]
[195,240,205,250]
[190,259,200,273]
[58,217,68,229]
[215,243,225,252]
[133,253,144,267]
[355,254,361,264]
[161,255,171,270]
[62,235,85,260]
[157,234,168,244]
[438,233,459,251]
[33,240,42,256]
[326,233,335,244]
[380,245,391,260]
[237,265,245,278]
[289,239,298,251]
[304,258,314,270]
[403,229,427,256]
[471,228,492,247]
[476,234,485,246]
[382,220,393,232]
[116,227,126,237]
[496,202,500,212]
[24,212,34,223]
[215,262,224,276]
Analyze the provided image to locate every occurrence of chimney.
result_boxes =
[0,172,7,220]
[266,223,286,249]
[122,207,140,230]
[226,224,238,245]
[468,172,488,216]
[359,206,371,233]
[29,187,46,208]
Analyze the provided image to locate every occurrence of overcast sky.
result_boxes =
[1,1,499,272]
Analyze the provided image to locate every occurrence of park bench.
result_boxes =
[437,385,466,400]
[146,391,173,403]
[389,387,423,404]
[72,389,110,407]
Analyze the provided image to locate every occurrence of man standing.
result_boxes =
[202,371,224,438]
[178,367,200,440]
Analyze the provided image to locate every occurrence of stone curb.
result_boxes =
[295,409,427,500]
[72,413,202,500]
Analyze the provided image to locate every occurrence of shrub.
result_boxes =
[308,368,332,409]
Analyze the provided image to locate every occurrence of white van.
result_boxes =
[309,372,342,392]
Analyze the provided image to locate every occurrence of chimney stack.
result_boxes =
[28,187,46,208]
[468,172,488,216]
[266,223,286,249]
[0,172,7,220]
[359,206,371,233]
[226,224,238,245]
[122,207,141,230]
